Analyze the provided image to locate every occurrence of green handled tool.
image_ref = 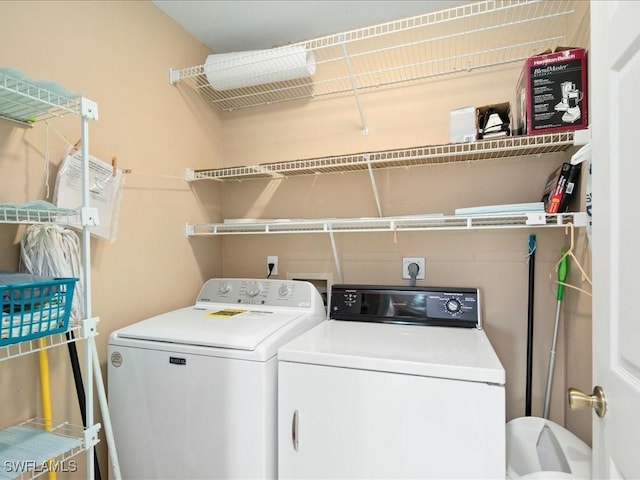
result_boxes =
[543,248,569,419]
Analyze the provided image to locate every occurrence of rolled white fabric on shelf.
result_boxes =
[204,44,316,91]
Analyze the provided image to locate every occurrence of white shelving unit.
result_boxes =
[188,212,587,237]
[171,0,578,133]
[185,129,585,236]
[0,205,82,226]
[187,131,576,181]
[0,69,101,480]
[174,0,587,281]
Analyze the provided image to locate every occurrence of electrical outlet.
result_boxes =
[402,257,425,280]
[267,255,278,276]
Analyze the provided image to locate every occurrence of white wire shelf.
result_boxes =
[0,418,96,480]
[187,212,587,236]
[0,205,82,226]
[171,0,577,112]
[0,317,98,363]
[0,322,82,363]
[188,131,576,181]
[0,69,98,126]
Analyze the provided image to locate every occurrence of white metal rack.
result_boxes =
[0,205,82,226]
[175,0,587,284]
[185,129,584,234]
[187,131,576,181]
[0,71,101,480]
[187,212,587,237]
[171,0,577,133]
[0,69,96,127]
[0,418,100,480]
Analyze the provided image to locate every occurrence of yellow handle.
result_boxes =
[38,338,57,480]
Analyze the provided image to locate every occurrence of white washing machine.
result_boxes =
[278,284,506,479]
[107,278,325,480]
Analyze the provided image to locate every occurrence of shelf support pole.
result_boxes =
[328,227,344,284]
[364,154,383,217]
[79,107,94,480]
[340,36,369,135]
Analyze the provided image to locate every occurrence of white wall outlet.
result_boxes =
[402,257,425,280]
[267,255,278,276]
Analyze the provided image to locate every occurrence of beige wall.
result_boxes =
[219,1,592,446]
[0,0,222,475]
[0,0,592,476]
[220,72,588,427]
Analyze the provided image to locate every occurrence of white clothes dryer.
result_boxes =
[107,278,325,480]
[277,284,506,479]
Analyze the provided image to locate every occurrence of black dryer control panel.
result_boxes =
[329,284,480,328]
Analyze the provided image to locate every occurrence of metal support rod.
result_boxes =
[364,154,383,217]
[93,345,121,479]
[80,113,94,480]
[328,228,344,284]
[340,37,368,135]
[543,300,562,419]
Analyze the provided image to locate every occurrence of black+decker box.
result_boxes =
[515,47,588,135]
[477,102,511,140]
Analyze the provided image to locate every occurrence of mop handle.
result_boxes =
[543,247,570,419]
[557,248,569,300]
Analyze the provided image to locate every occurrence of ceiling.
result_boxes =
[153,1,468,54]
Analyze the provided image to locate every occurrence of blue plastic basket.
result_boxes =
[1,277,77,346]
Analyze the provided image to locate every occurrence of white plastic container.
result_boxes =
[506,416,591,479]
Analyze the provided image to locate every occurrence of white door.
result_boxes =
[590,1,640,477]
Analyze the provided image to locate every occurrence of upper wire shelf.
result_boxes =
[187,131,576,181]
[170,0,577,112]
[0,69,98,126]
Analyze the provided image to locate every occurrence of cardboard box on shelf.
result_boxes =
[477,102,511,140]
[515,47,588,135]
[450,103,511,143]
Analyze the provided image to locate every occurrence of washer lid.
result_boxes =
[115,306,303,351]
[278,320,505,384]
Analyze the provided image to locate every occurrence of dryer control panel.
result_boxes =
[329,284,481,328]
[196,278,322,309]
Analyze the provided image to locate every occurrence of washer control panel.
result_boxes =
[196,278,317,308]
[330,284,480,328]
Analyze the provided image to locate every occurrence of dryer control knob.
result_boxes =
[278,284,292,297]
[246,280,263,297]
[445,298,462,314]
[218,281,231,294]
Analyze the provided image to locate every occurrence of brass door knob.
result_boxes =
[568,386,607,418]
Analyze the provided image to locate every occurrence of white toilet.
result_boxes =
[506,416,592,479]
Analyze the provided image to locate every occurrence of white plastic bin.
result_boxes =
[506,417,591,479]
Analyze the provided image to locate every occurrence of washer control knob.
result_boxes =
[218,281,231,294]
[278,284,292,297]
[445,298,462,314]
[246,281,263,297]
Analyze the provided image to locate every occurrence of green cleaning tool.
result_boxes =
[543,248,569,419]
